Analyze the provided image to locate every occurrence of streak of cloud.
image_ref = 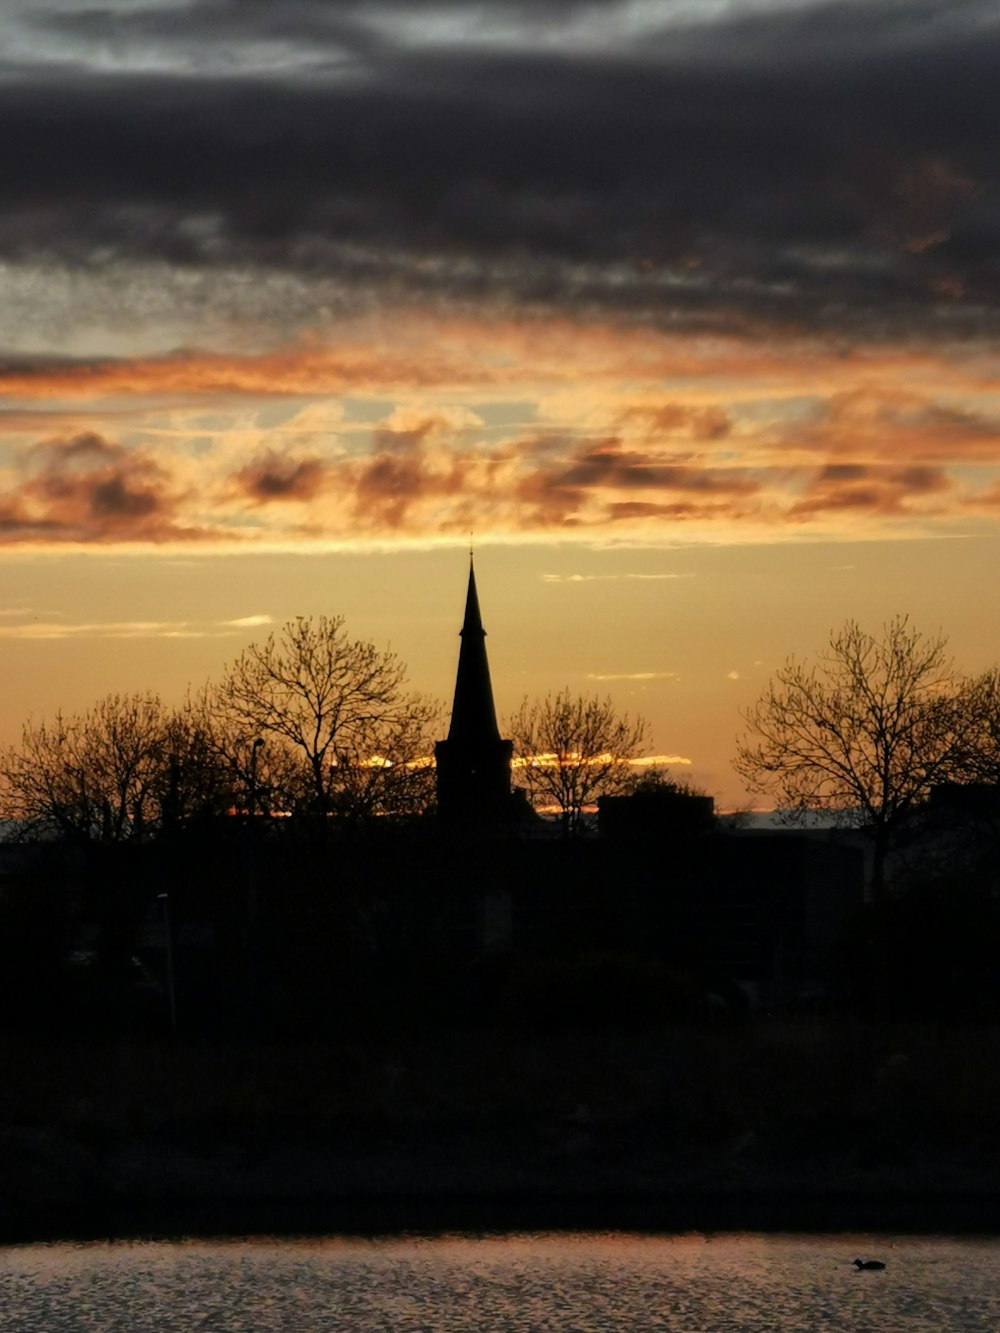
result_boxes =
[586,671,679,681]
[630,753,692,768]
[542,573,694,582]
[0,614,274,640]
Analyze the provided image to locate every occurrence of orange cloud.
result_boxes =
[233,452,328,504]
[0,431,209,543]
[0,314,997,549]
[2,317,998,407]
[616,402,731,441]
[772,386,1000,466]
[788,463,953,520]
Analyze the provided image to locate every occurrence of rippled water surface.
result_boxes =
[3,1233,1000,1331]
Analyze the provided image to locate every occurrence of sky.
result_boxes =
[0,0,999,808]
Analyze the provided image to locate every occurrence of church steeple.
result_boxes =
[435,556,513,827]
[447,556,502,747]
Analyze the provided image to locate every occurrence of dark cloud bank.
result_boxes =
[3,0,1000,338]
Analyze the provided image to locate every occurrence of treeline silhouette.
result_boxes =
[0,616,441,840]
[0,613,999,1041]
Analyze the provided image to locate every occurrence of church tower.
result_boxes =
[435,557,513,827]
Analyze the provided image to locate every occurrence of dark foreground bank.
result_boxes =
[7,1185,1000,1248]
[4,1022,1000,1243]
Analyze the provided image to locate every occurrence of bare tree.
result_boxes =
[0,692,169,843]
[159,689,295,822]
[218,614,439,820]
[156,692,263,826]
[630,765,707,798]
[956,669,1000,784]
[325,701,441,823]
[508,689,648,835]
[734,617,971,898]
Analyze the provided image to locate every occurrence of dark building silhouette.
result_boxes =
[598,787,716,839]
[435,557,514,827]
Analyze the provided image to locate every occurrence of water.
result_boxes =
[2,1233,999,1332]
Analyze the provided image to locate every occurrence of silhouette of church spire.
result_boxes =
[435,555,512,827]
[447,555,501,747]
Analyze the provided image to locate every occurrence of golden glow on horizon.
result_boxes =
[0,0,998,826]
[511,752,692,770]
[0,308,998,812]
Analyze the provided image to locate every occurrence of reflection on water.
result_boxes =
[2,1233,1000,1332]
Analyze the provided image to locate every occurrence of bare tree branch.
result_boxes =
[217,615,440,820]
[507,689,648,836]
[734,616,972,897]
[0,693,169,843]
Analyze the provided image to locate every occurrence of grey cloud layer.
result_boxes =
[2,0,999,337]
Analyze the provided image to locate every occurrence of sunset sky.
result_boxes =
[1,0,999,807]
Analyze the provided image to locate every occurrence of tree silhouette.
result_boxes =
[157,692,243,827]
[734,616,971,899]
[957,668,1000,784]
[217,614,440,821]
[508,689,648,835]
[0,692,169,843]
[0,692,239,841]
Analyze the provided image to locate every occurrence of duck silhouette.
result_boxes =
[853,1259,886,1271]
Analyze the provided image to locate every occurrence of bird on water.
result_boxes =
[853,1259,886,1270]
